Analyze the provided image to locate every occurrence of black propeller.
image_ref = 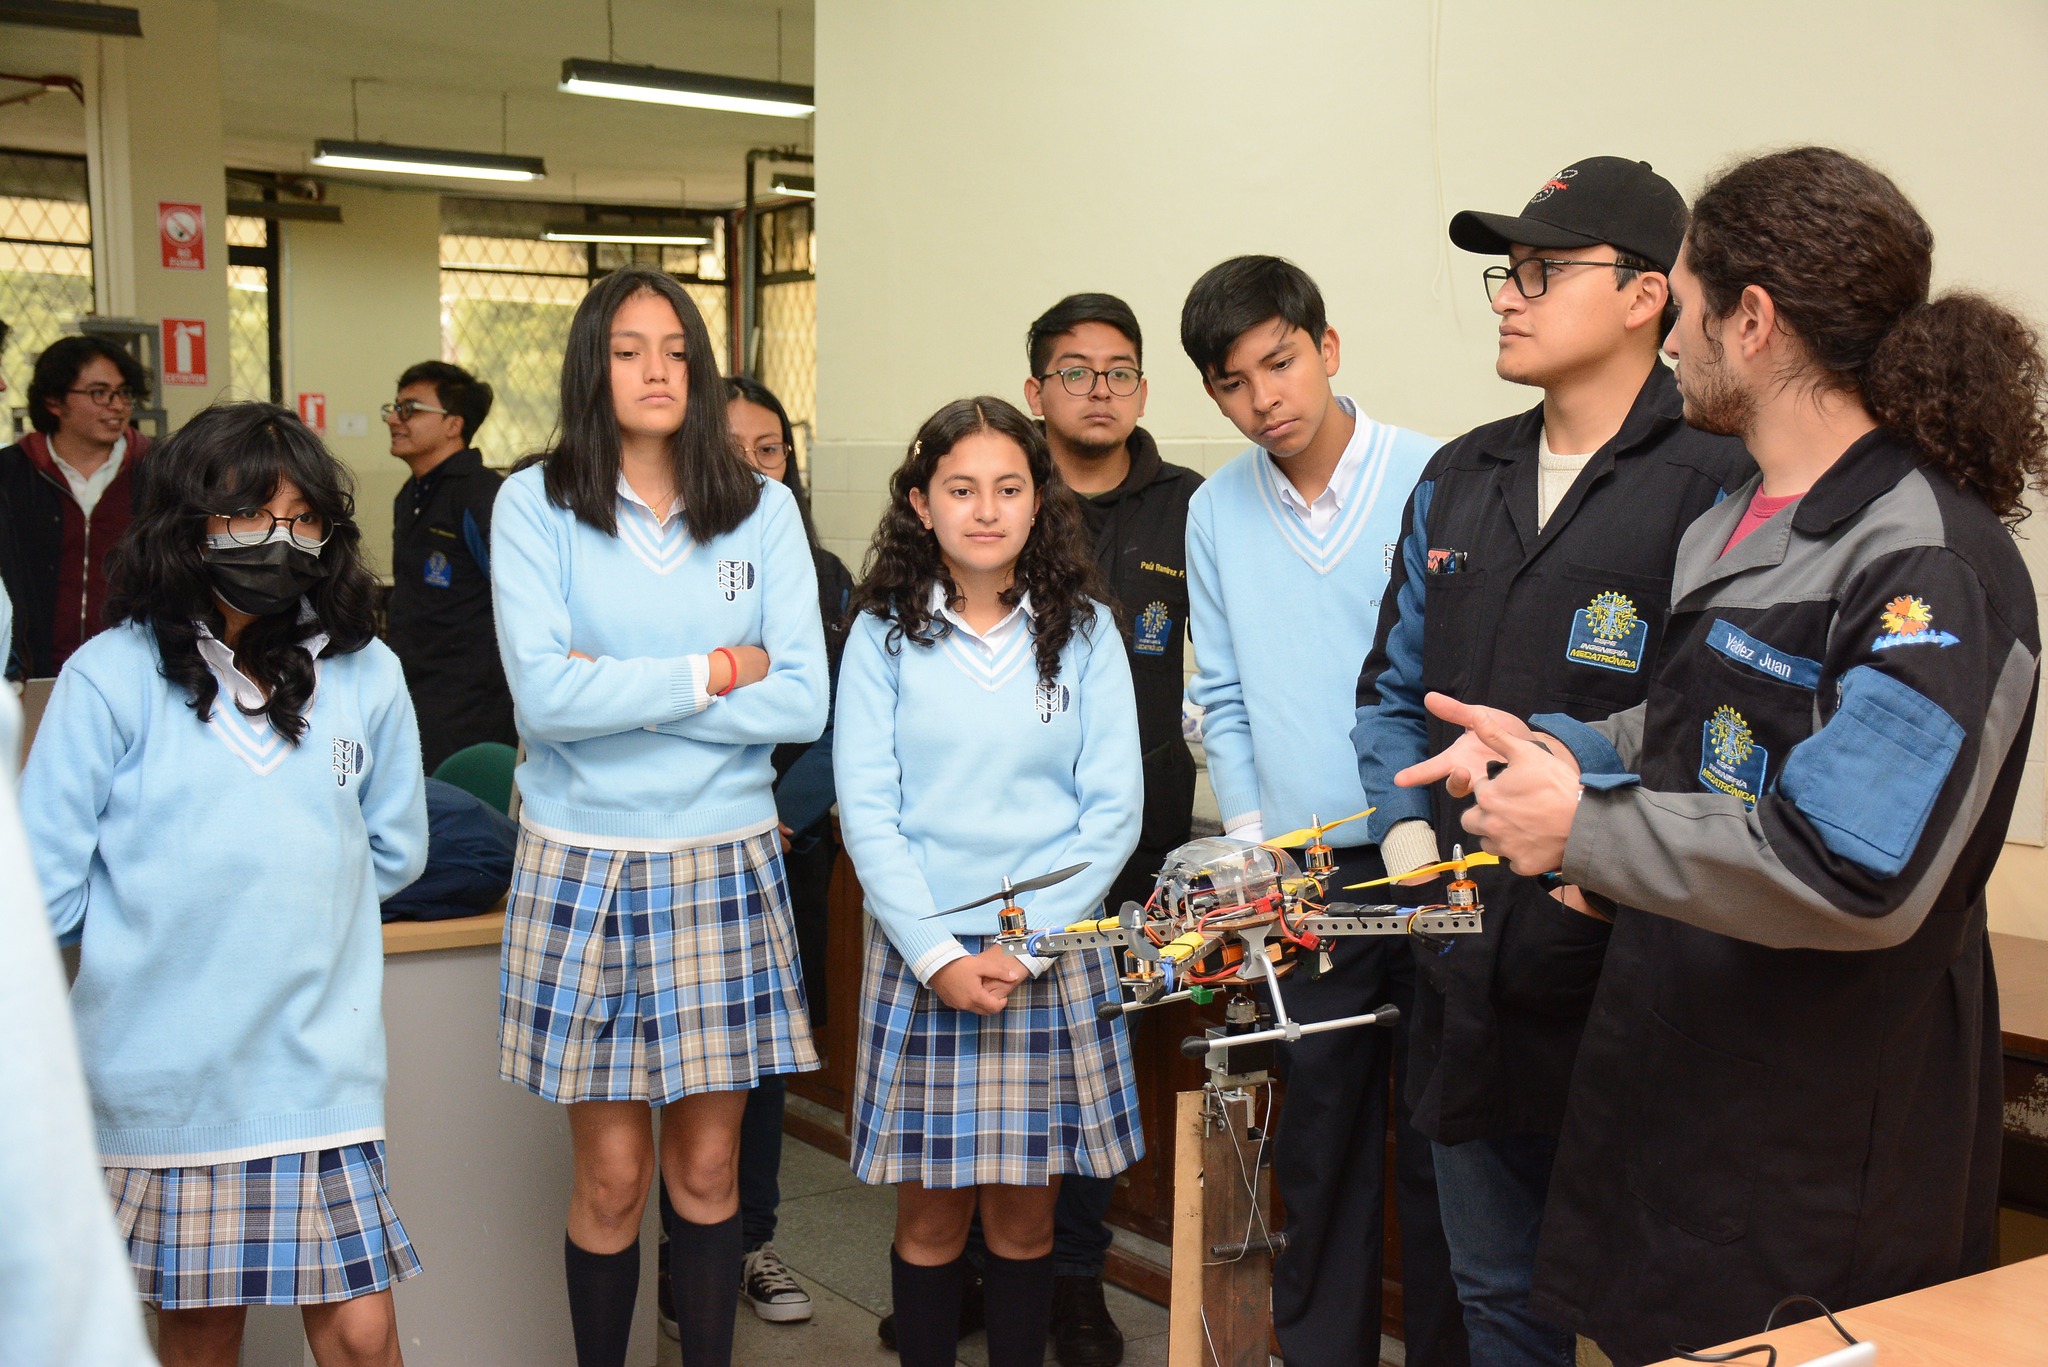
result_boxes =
[920,862,1092,919]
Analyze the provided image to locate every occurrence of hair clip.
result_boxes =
[911,439,922,458]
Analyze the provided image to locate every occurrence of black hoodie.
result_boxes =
[1068,426,1204,898]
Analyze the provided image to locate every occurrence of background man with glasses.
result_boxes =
[383,359,513,769]
[0,335,153,681]
[1351,158,1750,1367]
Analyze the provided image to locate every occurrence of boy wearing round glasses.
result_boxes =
[0,334,153,680]
[1349,157,1750,1367]
[383,360,514,770]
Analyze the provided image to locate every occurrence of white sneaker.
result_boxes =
[741,1243,814,1323]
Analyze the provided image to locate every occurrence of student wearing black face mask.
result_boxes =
[21,401,430,1367]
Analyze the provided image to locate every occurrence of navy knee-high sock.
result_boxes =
[891,1246,967,1367]
[563,1234,639,1367]
[980,1249,1054,1367]
[669,1209,743,1367]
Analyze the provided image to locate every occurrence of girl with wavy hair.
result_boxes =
[490,267,826,1367]
[22,401,429,1367]
[834,396,1144,1367]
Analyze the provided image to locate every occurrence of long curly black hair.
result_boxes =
[104,401,379,743]
[850,396,1106,685]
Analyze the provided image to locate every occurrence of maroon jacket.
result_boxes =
[0,428,150,678]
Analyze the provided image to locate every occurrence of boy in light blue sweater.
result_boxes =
[22,403,428,1365]
[1180,257,1465,1367]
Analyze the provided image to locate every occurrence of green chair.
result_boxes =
[431,741,518,816]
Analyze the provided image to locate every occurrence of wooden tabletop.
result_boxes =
[382,903,505,956]
[1993,931,2048,1060]
[1645,1255,2048,1366]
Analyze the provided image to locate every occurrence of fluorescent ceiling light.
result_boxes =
[0,0,142,36]
[311,139,545,183]
[543,225,711,246]
[559,58,813,118]
[769,173,815,199]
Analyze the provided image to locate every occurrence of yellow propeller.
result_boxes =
[1263,809,1374,850]
[1346,849,1501,889]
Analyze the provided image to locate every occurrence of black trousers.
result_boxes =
[1271,848,1469,1367]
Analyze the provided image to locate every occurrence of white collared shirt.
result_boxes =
[616,471,682,525]
[1269,396,1364,538]
[194,617,329,711]
[51,436,127,519]
[930,584,1034,656]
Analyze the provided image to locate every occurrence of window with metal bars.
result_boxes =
[439,198,735,470]
[751,202,816,473]
[0,148,93,439]
[225,208,282,404]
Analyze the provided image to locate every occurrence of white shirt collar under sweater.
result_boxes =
[930,584,1034,656]
[1269,396,1366,538]
[616,471,682,526]
[195,612,329,711]
[50,435,126,518]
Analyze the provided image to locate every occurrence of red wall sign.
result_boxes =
[298,393,327,432]
[162,318,208,386]
[158,202,205,271]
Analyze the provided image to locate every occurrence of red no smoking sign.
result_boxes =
[159,201,205,270]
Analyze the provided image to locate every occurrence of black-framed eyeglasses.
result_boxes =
[380,400,451,422]
[210,508,336,549]
[1040,365,1143,398]
[68,384,138,408]
[1482,257,1632,303]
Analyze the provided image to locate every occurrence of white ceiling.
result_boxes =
[0,0,815,207]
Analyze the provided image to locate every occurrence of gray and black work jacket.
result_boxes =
[1526,429,2039,1367]
[1351,364,1751,1144]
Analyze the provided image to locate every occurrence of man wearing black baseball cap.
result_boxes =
[1351,159,1751,1367]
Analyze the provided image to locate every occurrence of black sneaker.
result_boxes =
[656,1231,679,1341]
[1050,1274,1124,1367]
[876,1264,985,1350]
[742,1243,814,1323]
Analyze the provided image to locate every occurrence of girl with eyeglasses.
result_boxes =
[834,396,1143,1367]
[491,268,826,1367]
[21,401,430,1367]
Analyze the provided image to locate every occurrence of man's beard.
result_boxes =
[1679,355,1756,438]
[1057,428,1127,462]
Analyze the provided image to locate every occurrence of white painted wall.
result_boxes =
[811,0,2048,932]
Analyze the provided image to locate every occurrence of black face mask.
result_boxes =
[201,538,330,617]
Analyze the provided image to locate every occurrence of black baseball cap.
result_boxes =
[1449,157,1688,272]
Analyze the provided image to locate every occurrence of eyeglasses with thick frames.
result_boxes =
[1040,365,1143,398]
[68,384,139,408]
[380,399,452,422]
[1483,257,1633,304]
[210,508,335,550]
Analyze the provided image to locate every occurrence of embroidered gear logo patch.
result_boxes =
[717,559,757,601]
[1699,704,1769,809]
[1134,601,1172,657]
[1873,595,1960,650]
[423,551,452,588]
[1566,590,1648,673]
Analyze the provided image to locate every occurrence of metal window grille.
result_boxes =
[225,213,279,403]
[750,203,815,470]
[439,200,739,469]
[0,148,93,437]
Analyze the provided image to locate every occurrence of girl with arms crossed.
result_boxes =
[491,267,825,1367]
[23,402,430,1367]
[835,397,1143,1367]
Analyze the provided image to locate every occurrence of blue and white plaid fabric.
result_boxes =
[851,920,1144,1189]
[500,828,818,1103]
[103,1141,421,1308]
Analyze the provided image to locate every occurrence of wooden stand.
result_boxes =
[1169,1086,1279,1366]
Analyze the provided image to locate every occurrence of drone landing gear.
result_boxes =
[1178,930,1400,1074]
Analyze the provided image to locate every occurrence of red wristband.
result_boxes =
[711,647,738,696]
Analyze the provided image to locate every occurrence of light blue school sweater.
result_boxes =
[491,467,828,845]
[22,623,428,1166]
[1187,399,1438,840]
[834,600,1142,980]
[0,681,157,1366]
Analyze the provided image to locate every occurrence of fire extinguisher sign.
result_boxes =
[162,318,208,386]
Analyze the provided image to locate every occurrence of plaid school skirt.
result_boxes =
[500,827,819,1104]
[103,1141,421,1308]
[851,920,1145,1189]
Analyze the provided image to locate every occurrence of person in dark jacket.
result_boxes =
[1351,159,1752,1367]
[0,334,153,680]
[1402,147,2044,1366]
[383,360,514,770]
